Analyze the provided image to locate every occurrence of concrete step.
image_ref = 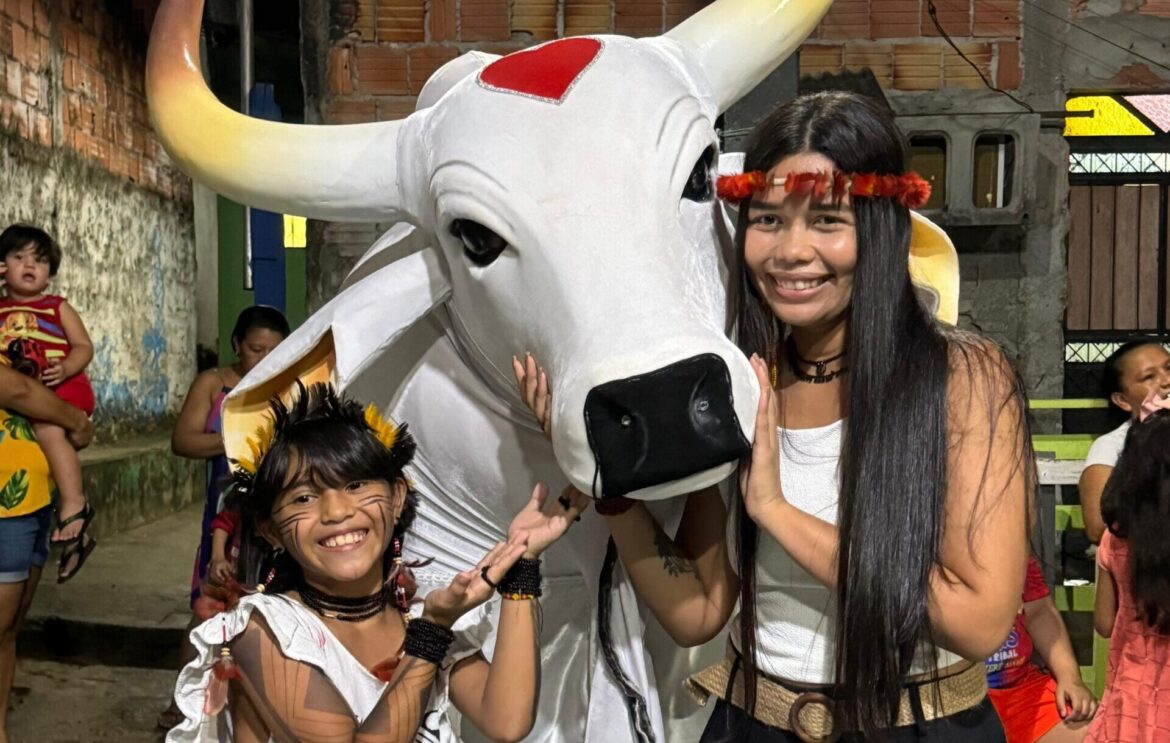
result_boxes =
[19,503,202,670]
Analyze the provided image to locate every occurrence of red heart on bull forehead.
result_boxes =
[478,38,603,104]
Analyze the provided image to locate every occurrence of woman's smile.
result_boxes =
[767,272,834,302]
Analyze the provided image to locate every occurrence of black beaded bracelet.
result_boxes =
[403,618,455,665]
[497,558,542,599]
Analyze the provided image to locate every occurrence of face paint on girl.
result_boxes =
[265,464,405,595]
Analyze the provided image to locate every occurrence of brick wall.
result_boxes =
[801,0,1022,91]
[322,0,707,125]
[322,1,1022,129]
[0,0,188,201]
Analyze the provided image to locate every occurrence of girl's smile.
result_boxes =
[267,476,405,593]
[318,528,370,550]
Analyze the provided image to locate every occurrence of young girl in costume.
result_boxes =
[1086,389,1170,743]
[0,224,97,582]
[516,91,1032,741]
[167,382,589,743]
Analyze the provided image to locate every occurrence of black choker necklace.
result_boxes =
[297,580,389,622]
[786,337,848,384]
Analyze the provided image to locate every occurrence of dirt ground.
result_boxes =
[7,659,176,743]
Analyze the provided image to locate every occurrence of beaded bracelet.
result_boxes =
[403,617,455,665]
[497,558,542,599]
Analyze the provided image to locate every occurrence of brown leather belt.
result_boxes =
[686,643,988,743]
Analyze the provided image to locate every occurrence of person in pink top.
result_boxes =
[1088,389,1170,743]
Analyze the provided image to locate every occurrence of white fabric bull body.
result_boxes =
[146,2,844,740]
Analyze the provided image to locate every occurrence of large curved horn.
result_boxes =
[666,0,833,113]
[147,0,409,222]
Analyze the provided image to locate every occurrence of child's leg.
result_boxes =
[1038,721,1091,743]
[32,423,86,542]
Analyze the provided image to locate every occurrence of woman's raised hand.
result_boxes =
[512,353,550,438]
[739,354,785,520]
[422,538,528,628]
[508,483,591,559]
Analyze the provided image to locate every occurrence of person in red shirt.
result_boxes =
[986,555,1097,742]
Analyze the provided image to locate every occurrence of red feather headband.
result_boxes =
[716,170,932,210]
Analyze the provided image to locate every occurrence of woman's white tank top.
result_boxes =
[728,419,962,684]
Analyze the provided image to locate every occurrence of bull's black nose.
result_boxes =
[583,353,750,498]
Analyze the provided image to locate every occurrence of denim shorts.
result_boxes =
[0,506,52,583]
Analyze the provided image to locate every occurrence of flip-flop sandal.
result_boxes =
[57,535,96,583]
[51,501,95,543]
[56,503,97,583]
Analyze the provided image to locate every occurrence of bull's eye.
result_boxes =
[682,146,716,202]
[449,219,508,267]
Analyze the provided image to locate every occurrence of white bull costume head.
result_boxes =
[148,1,959,739]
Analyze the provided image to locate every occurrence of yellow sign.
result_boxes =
[1065,96,1153,137]
[283,215,307,249]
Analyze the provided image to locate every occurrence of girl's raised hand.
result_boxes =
[508,483,591,559]
[739,354,784,520]
[422,538,528,628]
[511,353,550,438]
[1138,388,1170,421]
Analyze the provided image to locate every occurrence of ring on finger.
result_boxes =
[480,565,499,589]
[558,495,572,510]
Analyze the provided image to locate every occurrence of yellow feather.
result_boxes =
[235,417,275,474]
[363,404,400,451]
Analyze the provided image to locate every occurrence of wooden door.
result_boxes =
[1066,183,1164,331]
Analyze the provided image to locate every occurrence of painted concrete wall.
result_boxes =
[0,130,197,438]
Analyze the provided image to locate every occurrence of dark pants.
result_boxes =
[699,697,1006,742]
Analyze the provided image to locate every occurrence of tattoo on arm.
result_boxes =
[653,528,697,579]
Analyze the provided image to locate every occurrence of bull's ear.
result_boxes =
[909,212,960,325]
[416,51,500,110]
[341,223,434,291]
[221,248,451,463]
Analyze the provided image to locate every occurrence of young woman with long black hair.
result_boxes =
[516,91,1033,741]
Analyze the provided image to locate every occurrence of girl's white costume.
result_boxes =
[167,593,480,743]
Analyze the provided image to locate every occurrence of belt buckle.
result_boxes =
[788,691,843,743]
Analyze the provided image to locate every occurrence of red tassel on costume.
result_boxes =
[204,625,241,716]
[204,647,240,715]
